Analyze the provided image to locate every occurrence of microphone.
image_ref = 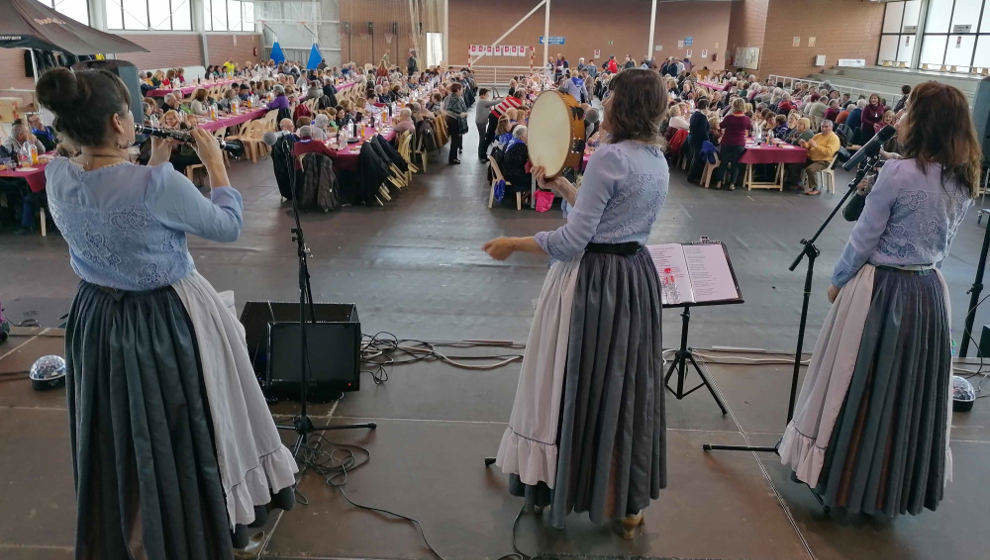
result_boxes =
[841,125,897,171]
[135,125,245,158]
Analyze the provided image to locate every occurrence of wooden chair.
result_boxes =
[488,155,522,211]
[396,130,418,183]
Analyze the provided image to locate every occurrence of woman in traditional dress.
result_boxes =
[37,67,298,558]
[778,81,979,517]
[483,69,669,538]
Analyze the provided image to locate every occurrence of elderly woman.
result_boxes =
[36,66,296,559]
[393,107,416,134]
[189,88,211,116]
[485,69,669,538]
[443,82,468,165]
[266,85,290,111]
[667,104,690,131]
[715,97,751,190]
[500,125,531,199]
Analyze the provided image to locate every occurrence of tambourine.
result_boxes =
[527,90,586,177]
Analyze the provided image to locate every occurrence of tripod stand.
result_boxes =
[665,304,728,414]
[276,149,375,458]
[703,158,879,454]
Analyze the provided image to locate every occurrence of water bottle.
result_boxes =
[18,143,31,167]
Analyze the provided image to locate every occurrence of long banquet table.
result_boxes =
[739,141,808,190]
[324,126,398,172]
[146,78,239,98]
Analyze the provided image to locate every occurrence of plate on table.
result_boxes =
[17,167,38,171]
[347,138,360,144]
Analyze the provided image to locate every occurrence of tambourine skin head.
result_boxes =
[528,91,573,177]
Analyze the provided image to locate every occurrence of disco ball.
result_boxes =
[29,355,66,391]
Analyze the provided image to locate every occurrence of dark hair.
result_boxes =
[696,98,709,110]
[449,82,462,93]
[901,84,911,94]
[899,81,981,197]
[36,67,130,147]
[478,87,490,96]
[602,69,667,144]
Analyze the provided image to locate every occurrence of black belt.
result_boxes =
[585,242,643,256]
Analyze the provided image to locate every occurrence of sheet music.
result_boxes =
[682,244,740,303]
[648,244,695,306]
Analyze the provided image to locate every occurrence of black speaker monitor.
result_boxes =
[71,59,144,125]
[240,301,361,402]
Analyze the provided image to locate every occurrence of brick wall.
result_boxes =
[726,0,769,70]
[339,0,415,69]
[761,0,884,79]
[448,0,731,71]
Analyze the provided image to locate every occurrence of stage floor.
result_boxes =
[1,131,989,559]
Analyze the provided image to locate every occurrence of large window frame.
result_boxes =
[106,0,194,31]
[204,0,256,33]
[878,0,990,73]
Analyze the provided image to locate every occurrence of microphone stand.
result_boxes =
[703,156,881,454]
[275,146,375,462]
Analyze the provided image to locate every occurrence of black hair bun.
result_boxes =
[36,67,83,116]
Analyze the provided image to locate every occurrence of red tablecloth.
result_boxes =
[697,80,725,91]
[198,108,268,131]
[325,127,398,171]
[739,143,807,165]
[146,79,239,98]
[0,160,50,192]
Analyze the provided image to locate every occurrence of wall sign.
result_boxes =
[538,35,566,45]
[677,40,684,48]
[808,36,816,47]
[701,49,708,59]
[469,44,529,57]
[684,36,693,46]
[792,36,800,47]
[594,48,601,58]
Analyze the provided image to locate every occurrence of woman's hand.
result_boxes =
[534,166,573,197]
[827,284,840,303]
[148,136,177,166]
[483,237,517,261]
[188,127,224,167]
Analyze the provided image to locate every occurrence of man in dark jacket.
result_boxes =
[407,49,418,76]
[686,99,712,183]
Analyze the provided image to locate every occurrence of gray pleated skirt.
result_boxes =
[509,247,666,528]
[65,281,233,559]
[815,267,950,516]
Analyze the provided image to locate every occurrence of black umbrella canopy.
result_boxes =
[0,0,147,54]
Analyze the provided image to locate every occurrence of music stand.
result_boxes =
[660,241,743,414]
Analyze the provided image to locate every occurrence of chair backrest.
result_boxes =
[825,154,839,171]
[488,155,506,183]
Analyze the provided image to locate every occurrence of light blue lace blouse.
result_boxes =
[535,140,669,261]
[831,158,972,288]
[45,158,243,291]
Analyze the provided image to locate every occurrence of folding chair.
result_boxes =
[488,155,522,211]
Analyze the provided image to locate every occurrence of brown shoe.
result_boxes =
[616,511,644,540]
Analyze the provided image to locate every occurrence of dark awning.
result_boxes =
[0,0,147,54]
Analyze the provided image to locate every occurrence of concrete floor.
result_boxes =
[1,131,989,559]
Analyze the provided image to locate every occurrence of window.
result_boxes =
[877,0,990,72]
[43,0,89,24]
[205,0,255,31]
[105,0,193,30]
[877,0,924,65]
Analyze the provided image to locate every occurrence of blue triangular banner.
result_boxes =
[306,43,322,70]
[270,41,285,64]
